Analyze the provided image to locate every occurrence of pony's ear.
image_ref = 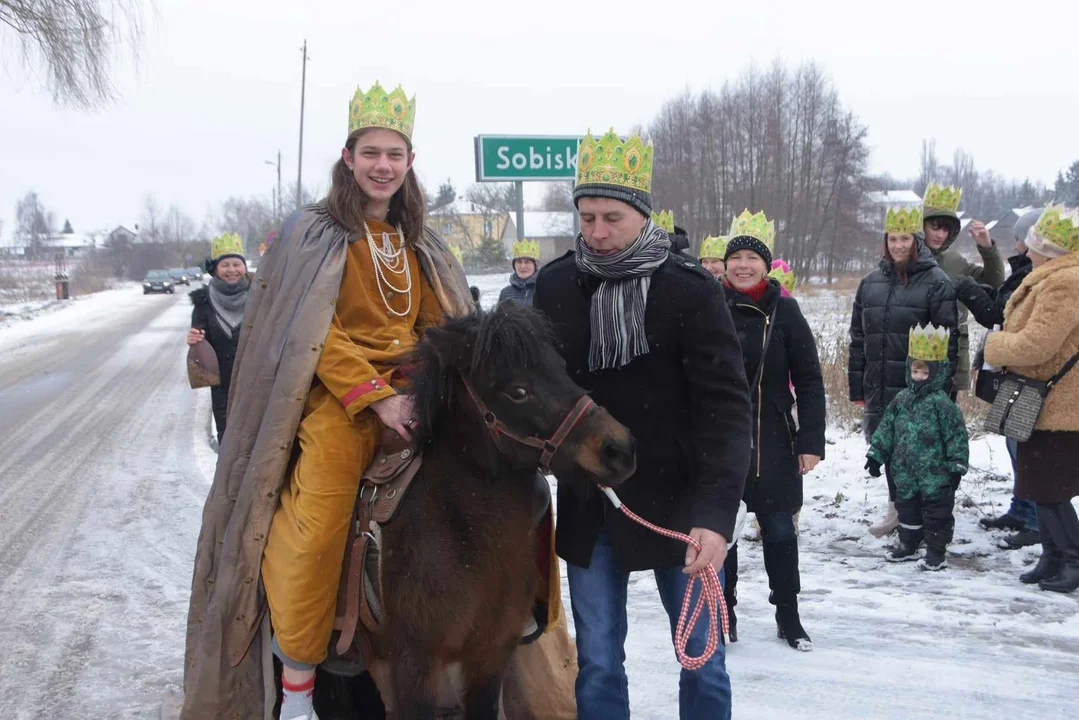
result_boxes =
[423,326,471,370]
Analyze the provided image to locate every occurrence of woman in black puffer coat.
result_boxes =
[849,232,959,535]
[723,230,827,652]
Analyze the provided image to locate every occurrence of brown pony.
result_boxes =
[340,302,636,719]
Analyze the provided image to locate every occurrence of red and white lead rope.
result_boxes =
[601,487,728,670]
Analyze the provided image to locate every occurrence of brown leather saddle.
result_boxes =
[330,429,422,662]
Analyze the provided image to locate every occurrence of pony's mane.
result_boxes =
[406,303,556,447]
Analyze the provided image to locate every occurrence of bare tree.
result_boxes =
[539,182,574,212]
[14,190,51,258]
[140,194,162,242]
[162,204,195,246]
[0,0,148,108]
[917,138,940,191]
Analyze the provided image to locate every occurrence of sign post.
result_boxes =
[475,135,582,242]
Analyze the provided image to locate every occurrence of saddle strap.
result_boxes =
[335,532,367,657]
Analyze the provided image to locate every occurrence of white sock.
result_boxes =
[280,675,315,720]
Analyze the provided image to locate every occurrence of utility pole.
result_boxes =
[296,40,309,210]
[266,149,282,224]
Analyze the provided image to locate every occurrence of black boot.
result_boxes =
[723,544,738,643]
[763,536,811,651]
[775,602,813,652]
[1020,524,1060,584]
[1038,503,1079,594]
[979,513,1024,531]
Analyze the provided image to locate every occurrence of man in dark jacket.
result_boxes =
[533,128,751,720]
[955,207,1043,548]
[921,183,1005,393]
[498,238,539,306]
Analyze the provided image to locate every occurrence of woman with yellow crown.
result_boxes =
[721,209,826,651]
[699,234,728,280]
[499,238,540,306]
[985,204,1079,593]
[186,232,252,442]
[848,205,959,539]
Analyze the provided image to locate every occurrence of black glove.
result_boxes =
[865,459,882,478]
[949,472,962,489]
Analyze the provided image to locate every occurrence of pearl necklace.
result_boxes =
[364,220,413,317]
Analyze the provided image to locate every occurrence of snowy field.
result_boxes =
[0,275,1075,719]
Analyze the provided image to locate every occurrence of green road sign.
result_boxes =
[475,135,582,181]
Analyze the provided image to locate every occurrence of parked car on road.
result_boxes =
[186,266,204,282]
[143,270,175,294]
[168,268,190,286]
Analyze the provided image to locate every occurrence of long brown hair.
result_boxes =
[326,128,427,242]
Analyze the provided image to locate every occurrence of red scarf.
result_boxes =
[725,278,769,303]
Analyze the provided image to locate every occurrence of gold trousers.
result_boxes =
[262,383,380,665]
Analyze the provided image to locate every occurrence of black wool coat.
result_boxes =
[534,251,752,572]
[848,241,959,428]
[726,280,827,513]
[191,286,244,438]
[954,253,1033,330]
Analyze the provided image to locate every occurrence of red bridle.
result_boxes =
[460,378,595,473]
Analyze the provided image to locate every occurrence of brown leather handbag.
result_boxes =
[187,338,220,388]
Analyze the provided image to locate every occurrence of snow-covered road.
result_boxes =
[0,286,214,718]
[0,278,1075,719]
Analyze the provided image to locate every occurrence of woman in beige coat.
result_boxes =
[984,204,1079,593]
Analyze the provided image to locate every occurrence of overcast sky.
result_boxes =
[1,0,1076,243]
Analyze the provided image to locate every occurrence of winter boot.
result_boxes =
[775,603,813,652]
[869,501,899,538]
[1000,528,1041,550]
[1038,503,1079,594]
[1021,515,1062,584]
[885,544,924,562]
[979,513,1025,531]
[918,549,948,571]
[723,543,739,643]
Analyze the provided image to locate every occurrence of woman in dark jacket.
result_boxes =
[722,210,827,651]
[186,233,251,442]
[849,208,959,536]
[498,239,539,307]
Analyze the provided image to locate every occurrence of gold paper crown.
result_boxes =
[923,182,963,213]
[908,323,950,362]
[652,210,675,233]
[769,259,796,292]
[211,232,245,261]
[699,235,728,259]
[511,239,540,261]
[576,128,654,193]
[348,81,416,140]
[1032,204,1079,254]
[449,244,464,264]
[728,209,776,251]
[885,206,923,235]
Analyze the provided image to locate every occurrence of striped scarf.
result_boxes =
[575,220,671,371]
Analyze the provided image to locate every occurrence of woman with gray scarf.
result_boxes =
[186,232,252,441]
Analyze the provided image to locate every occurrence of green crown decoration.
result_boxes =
[885,206,923,235]
[699,235,728,260]
[1032,204,1079,254]
[348,81,416,140]
[728,209,776,252]
[576,128,654,193]
[769,259,796,292]
[923,182,963,213]
[651,210,675,233]
[908,323,950,362]
[511,239,540,261]
[211,232,245,261]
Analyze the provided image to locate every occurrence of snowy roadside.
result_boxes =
[0,281,153,338]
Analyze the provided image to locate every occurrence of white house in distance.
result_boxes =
[500,211,576,264]
[863,189,923,228]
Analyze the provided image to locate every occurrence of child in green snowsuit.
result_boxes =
[865,354,969,570]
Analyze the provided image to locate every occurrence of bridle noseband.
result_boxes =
[460,378,595,473]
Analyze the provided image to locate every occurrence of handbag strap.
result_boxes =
[1048,349,1079,389]
[751,304,780,392]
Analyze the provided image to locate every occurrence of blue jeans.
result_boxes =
[566,530,732,720]
[1006,438,1039,532]
[757,511,797,543]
